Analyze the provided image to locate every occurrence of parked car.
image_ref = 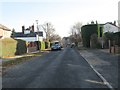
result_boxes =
[51,42,61,50]
[71,43,75,48]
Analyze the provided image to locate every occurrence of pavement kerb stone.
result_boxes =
[79,50,115,90]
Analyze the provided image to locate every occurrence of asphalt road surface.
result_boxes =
[2,47,109,88]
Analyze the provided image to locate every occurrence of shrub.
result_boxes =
[15,39,27,55]
[0,38,17,57]
[0,38,27,57]
[45,41,51,49]
[40,41,45,50]
[45,42,48,49]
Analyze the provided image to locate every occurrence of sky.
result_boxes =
[0,0,119,37]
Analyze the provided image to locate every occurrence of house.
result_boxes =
[103,22,119,33]
[81,22,120,48]
[14,25,44,41]
[61,37,71,47]
[0,24,11,39]
[14,31,43,42]
[13,25,44,53]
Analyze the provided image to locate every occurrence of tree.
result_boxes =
[104,32,114,48]
[11,28,16,38]
[69,22,82,44]
[41,22,55,41]
[49,34,61,42]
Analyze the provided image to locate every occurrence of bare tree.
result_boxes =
[69,22,82,44]
[73,22,82,35]
[49,34,61,42]
[41,22,55,41]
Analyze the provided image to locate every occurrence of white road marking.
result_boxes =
[89,64,114,90]
[80,52,115,90]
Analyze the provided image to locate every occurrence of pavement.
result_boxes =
[79,49,119,89]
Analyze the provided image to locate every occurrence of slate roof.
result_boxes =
[14,31,43,37]
[105,22,119,28]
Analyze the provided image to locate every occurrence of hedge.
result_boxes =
[0,38,27,58]
[40,41,45,50]
[0,38,17,57]
[45,41,51,49]
[15,39,27,55]
[81,24,98,47]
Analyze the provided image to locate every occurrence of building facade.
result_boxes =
[13,25,44,53]
[0,24,11,39]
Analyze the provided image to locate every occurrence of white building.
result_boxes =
[103,23,119,33]
[14,31,44,42]
[0,24,11,39]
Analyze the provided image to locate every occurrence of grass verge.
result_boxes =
[2,52,42,68]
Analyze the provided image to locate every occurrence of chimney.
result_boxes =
[32,24,34,32]
[113,21,116,26]
[22,26,25,34]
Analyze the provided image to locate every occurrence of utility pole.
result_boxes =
[36,20,39,41]
[46,23,49,41]
[36,20,40,50]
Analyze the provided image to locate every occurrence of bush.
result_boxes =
[0,38,17,57]
[48,42,51,48]
[45,41,51,49]
[96,43,102,49]
[40,41,45,50]
[45,42,48,49]
[104,32,120,48]
[15,39,27,55]
[0,38,27,58]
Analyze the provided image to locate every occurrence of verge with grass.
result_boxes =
[2,52,42,68]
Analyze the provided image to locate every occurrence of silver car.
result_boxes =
[51,43,61,50]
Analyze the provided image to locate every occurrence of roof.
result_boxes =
[105,22,119,28]
[0,24,11,31]
[14,31,43,37]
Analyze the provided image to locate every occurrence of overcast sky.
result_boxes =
[0,0,119,37]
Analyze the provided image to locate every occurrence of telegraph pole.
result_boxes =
[36,20,39,41]
[36,20,40,50]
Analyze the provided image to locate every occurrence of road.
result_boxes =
[79,49,118,89]
[2,47,108,88]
